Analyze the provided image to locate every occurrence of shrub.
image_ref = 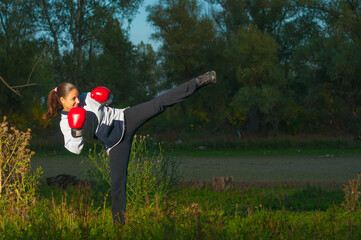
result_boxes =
[86,145,112,203]
[342,173,361,211]
[0,116,43,208]
[85,135,180,208]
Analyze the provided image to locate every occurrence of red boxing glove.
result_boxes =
[68,107,86,138]
[91,86,111,103]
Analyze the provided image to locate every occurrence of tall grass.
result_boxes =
[84,135,180,208]
[0,117,42,209]
[1,153,361,239]
[2,120,361,239]
[1,182,361,239]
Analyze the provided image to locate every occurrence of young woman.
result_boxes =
[43,71,216,223]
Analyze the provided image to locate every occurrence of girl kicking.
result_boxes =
[43,71,216,223]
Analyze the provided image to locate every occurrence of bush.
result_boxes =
[342,173,361,211]
[0,116,43,208]
[85,135,180,208]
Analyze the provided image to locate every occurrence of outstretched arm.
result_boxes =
[60,119,84,154]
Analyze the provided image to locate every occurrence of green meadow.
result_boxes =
[2,124,361,239]
[1,179,361,239]
[3,148,360,239]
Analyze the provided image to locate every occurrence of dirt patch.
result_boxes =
[31,153,361,186]
[175,153,361,186]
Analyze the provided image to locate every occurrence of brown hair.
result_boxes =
[43,82,77,120]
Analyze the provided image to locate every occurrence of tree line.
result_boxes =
[1,0,360,139]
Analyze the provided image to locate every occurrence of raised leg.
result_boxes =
[124,77,199,135]
[108,72,216,224]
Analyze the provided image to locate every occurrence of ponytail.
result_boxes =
[43,82,77,120]
[43,89,62,120]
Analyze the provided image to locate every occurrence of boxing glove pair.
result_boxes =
[68,86,111,137]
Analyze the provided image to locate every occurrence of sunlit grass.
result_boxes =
[1,182,361,239]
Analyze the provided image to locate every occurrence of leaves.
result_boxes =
[0,116,42,208]
[85,135,180,209]
[2,0,361,138]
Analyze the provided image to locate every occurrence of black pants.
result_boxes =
[108,78,199,223]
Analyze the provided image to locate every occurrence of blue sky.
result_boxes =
[128,1,160,51]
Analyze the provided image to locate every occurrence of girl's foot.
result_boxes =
[196,71,216,87]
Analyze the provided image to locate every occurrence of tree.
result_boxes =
[82,18,161,106]
[146,0,230,133]
[296,0,361,138]
[230,26,290,134]
[0,0,48,117]
[208,0,297,135]
[133,42,161,103]
[147,0,217,86]
[36,0,143,88]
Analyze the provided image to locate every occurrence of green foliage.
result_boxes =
[34,0,143,85]
[3,0,361,140]
[146,0,229,134]
[171,184,344,215]
[147,0,216,85]
[133,42,161,102]
[127,135,180,208]
[1,183,361,239]
[85,145,111,203]
[342,173,361,211]
[228,25,291,134]
[0,116,43,208]
[231,25,284,86]
[85,135,180,208]
[315,38,361,137]
[84,17,140,105]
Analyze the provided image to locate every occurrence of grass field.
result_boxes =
[6,124,361,238]
[4,146,361,239]
[31,149,361,187]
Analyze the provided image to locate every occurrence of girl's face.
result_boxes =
[60,88,80,111]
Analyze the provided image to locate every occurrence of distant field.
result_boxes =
[31,150,361,187]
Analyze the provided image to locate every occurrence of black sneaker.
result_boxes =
[196,71,217,87]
